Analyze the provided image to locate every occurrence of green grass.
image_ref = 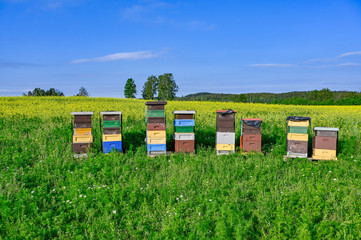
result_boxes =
[0,99,361,239]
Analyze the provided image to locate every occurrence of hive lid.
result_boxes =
[71,112,93,115]
[216,110,237,113]
[242,118,263,121]
[145,101,167,105]
[314,127,339,132]
[287,116,311,121]
[172,110,196,114]
[100,111,122,115]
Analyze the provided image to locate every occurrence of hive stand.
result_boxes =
[71,112,93,157]
[312,127,339,161]
[173,111,196,153]
[216,110,236,155]
[240,118,263,153]
[100,111,122,154]
[286,116,311,158]
[145,101,168,157]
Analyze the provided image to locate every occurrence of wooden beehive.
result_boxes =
[312,127,339,160]
[241,118,262,153]
[100,111,122,153]
[286,116,311,158]
[71,112,93,155]
[146,101,167,155]
[216,110,236,155]
[173,111,196,153]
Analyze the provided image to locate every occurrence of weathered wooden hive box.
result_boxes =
[173,111,196,153]
[100,111,122,153]
[286,116,311,158]
[241,118,262,152]
[216,110,236,155]
[312,127,339,160]
[145,101,167,155]
[71,112,93,155]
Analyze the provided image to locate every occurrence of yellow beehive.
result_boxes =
[102,134,122,142]
[216,144,235,151]
[313,149,337,158]
[73,134,93,143]
[147,138,166,144]
[147,130,166,138]
[287,133,308,141]
[288,120,309,127]
[74,128,92,135]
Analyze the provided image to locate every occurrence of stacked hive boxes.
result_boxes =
[216,110,236,155]
[71,112,93,154]
[312,127,339,160]
[173,111,196,153]
[286,116,311,158]
[146,101,167,155]
[241,118,263,152]
[100,111,122,153]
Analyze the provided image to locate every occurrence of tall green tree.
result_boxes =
[142,75,158,99]
[157,73,178,100]
[76,86,89,96]
[124,78,137,98]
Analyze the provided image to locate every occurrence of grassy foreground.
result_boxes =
[0,97,360,239]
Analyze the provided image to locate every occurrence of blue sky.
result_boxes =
[1,0,361,97]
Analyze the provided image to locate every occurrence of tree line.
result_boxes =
[23,86,89,97]
[178,88,361,105]
[23,73,178,100]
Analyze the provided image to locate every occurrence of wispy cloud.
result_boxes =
[337,62,361,67]
[71,50,159,64]
[249,63,297,68]
[0,60,38,68]
[0,89,31,93]
[338,51,361,58]
[121,2,216,31]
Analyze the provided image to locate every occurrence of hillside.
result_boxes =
[177,90,361,105]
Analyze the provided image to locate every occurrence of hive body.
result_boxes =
[100,111,122,153]
[146,102,167,156]
[241,118,262,153]
[173,111,196,153]
[312,127,339,160]
[216,110,236,155]
[286,116,311,158]
[72,112,94,155]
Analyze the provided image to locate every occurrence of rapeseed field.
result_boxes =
[0,97,360,239]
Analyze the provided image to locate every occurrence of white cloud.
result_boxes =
[249,63,296,68]
[71,51,158,64]
[338,51,361,58]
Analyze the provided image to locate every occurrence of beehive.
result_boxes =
[173,111,196,153]
[216,110,236,155]
[146,101,167,156]
[286,116,311,158]
[100,111,122,153]
[240,118,262,152]
[312,127,339,160]
[71,112,93,155]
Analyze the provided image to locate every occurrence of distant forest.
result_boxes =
[177,89,361,105]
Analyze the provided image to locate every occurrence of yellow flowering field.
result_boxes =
[0,96,361,238]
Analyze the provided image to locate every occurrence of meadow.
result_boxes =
[0,97,360,239]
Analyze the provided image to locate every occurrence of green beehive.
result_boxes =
[103,120,121,128]
[148,110,165,118]
[288,126,308,134]
[175,126,194,133]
